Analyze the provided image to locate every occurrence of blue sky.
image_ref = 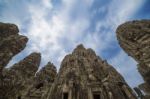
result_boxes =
[0,0,150,88]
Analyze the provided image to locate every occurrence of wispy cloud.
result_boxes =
[0,0,145,87]
[24,0,93,67]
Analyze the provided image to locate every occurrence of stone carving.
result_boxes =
[0,22,57,99]
[0,22,137,99]
[0,22,28,72]
[2,52,41,99]
[47,44,137,99]
[23,62,57,99]
[116,20,150,99]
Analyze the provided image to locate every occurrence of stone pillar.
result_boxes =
[122,85,136,99]
[68,89,72,99]
[108,91,113,99]
[88,88,93,99]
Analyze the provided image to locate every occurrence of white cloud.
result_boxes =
[42,0,53,8]
[21,0,93,68]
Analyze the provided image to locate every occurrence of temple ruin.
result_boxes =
[1,20,150,99]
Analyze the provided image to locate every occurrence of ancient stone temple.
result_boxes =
[116,20,150,99]
[23,62,57,99]
[0,22,138,99]
[47,44,137,99]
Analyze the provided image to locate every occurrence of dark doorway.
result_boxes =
[18,96,21,99]
[35,83,43,89]
[93,94,100,99]
[63,93,68,99]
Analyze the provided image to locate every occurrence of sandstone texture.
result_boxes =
[23,62,57,99]
[0,22,28,72]
[47,44,137,99]
[0,22,139,99]
[116,20,150,99]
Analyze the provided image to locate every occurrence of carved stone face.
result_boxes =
[116,20,150,43]
[116,20,150,62]
[116,20,150,98]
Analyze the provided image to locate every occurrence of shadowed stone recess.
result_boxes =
[116,20,150,99]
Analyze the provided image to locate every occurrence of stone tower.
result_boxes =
[23,62,57,99]
[47,44,137,99]
[3,52,41,99]
[116,20,150,99]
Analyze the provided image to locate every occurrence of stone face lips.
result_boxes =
[48,44,136,99]
[116,20,150,98]
[0,22,28,71]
